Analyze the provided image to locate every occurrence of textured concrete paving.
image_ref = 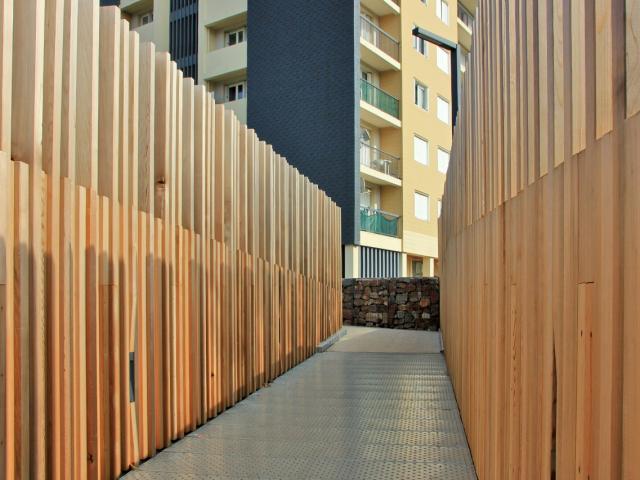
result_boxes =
[123,327,476,479]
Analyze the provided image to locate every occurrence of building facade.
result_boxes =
[105,0,475,278]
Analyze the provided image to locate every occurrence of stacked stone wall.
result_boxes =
[342,277,439,330]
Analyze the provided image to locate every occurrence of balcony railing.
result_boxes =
[360,206,400,237]
[360,143,401,179]
[360,79,400,118]
[360,16,400,61]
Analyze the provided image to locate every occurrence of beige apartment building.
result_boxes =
[109,0,475,278]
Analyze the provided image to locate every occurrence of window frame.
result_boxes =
[436,46,450,74]
[436,0,450,24]
[414,81,429,111]
[414,191,430,221]
[437,147,450,174]
[413,135,429,166]
[226,26,247,47]
[226,80,247,102]
[437,96,450,124]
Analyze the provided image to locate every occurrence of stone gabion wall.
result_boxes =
[342,277,439,330]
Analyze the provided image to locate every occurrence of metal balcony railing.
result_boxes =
[360,16,400,61]
[360,79,400,118]
[360,206,400,237]
[360,143,401,179]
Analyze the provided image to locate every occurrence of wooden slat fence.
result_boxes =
[440,0,640,478]
[0,1,343,479]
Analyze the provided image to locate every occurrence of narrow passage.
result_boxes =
[124,326,476,479]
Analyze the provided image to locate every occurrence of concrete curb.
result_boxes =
[315,327,347,353]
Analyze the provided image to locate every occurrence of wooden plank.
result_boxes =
[11,1,46,477]
[571,0,586,154]
[76,0,99,189]
[0,153,15,480]
[595,0,613,136]
[0,0,12,153]
[98,6,120,200]
[553,0,567,167]
[626,0,640,118]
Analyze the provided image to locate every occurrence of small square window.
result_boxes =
[226,81,246,102]
[226,27,246,47]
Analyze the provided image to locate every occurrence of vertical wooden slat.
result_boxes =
[571,0,586,154]
[11,1,46,478]
[625,0,640,118]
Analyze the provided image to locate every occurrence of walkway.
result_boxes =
[124,326,476,479]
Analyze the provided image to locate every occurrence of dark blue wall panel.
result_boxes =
[247,0,360,245]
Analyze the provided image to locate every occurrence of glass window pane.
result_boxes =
[438,148,450,174]
[414,192,430,221]
[437,47,450,74]
[437,97,450,124]
[414,136,428,165]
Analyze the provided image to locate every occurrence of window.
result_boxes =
[140,11,153,26]
[437,199,442,217]
[414,192,430,221]
[437,96,450,124]
[412,259,423,277]
[437,148,450,174]
[436,0,449,24]
[226,81,246,102]
[414,136,429,165]
[415,81,428,110]
[226,27,246,46]
[437,47,450,74]
[412,25,428,56]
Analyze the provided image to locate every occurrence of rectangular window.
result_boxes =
[412,260,423,277]
[140,11,153,26]
[437,96,450,124]
[226,27,246,46]
[414,192,430,221]
[437,47,450,74]
[226,81,246,102]
[414,135,429,165]
[437,199,442,217]
[437,148,450,174]
[436,0,449,24]
[413,26,428,56]
[415,81,428,110]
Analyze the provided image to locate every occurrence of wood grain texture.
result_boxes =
[0,3,342,479]
[441,1,636,478]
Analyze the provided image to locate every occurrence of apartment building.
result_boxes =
[105,0,476,278]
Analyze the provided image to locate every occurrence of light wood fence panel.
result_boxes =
[0,2,342,479]
[441,0,639,478]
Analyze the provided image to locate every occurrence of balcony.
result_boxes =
[360,17,401,71]
[360,0,400,16]
[202,42,247,81]
[360,206,400,237]
[200,0,247,29]
[360,143,402,187]
[121,0,152,11]
[360,79,401,128]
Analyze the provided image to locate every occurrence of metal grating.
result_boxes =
[124,352,477,479]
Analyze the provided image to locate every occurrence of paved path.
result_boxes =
[124,326,476,479]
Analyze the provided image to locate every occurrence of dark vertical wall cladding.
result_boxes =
[170,0,199,81]
[247,0,360,246]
